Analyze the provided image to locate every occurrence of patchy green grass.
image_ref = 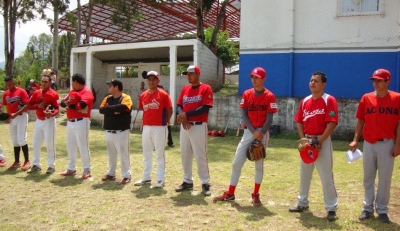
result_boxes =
[0,114,400,230]
[214,83,239,96]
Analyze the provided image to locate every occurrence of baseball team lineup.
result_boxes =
[1,65,400,224]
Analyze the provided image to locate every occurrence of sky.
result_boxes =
[0,0,88,63]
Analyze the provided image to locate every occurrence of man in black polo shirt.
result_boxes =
[99,79,133,184]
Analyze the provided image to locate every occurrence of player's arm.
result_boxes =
[348,119,364,152]
[241,108,255,132]
[260,112,274,135]
[182,105,211,119]
[176,104,191,130]
[166,107,173,123]
[296,122,305,139]
[317,122,337,144]
[390,120,400,157]
[99,96,114,115]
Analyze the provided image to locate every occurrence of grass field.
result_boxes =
[0,113,400,231]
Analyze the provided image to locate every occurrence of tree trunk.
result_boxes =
[3,0,10,75]
[209,0,228,53]
[4,0,16,77]
[52,2,59,72]
[85,0,93,43]
[196,0,205,42]
[76,0,82,45]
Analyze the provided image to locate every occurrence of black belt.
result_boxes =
[377,138,390,142]
[68,118,83,122]
[189,121,203,125]
[244,126,263,129]
[106,129,127,134]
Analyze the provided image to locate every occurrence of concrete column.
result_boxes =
[169,45,177,123]
[70,52,78,90]
[86,50,93,89]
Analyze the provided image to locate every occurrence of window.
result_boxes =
[114,66,138,78]
[160,64,190,76]
[339,0,381,16]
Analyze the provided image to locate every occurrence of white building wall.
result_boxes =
[196,40,223,89]
[240,0,400,50]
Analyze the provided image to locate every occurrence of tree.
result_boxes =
[36,0,70,72]
[27,33,52,61]
[1,0,37,76]
[204,27,238,66]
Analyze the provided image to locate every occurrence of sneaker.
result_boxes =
[212,191,235,202]
[27,165,42,173]
[289,205,309,213]
[378,213,390,223]
[82,169,91,179]
[154,180,165,188]
[252,193,262,206]
[7,162,21,170]
[121,178,131,184]
[21,161,31,171]
[175,182,194,192]
[134,179,152,186]
[101,175,116,181]
[327,211,337,222]
[359,210,373,221]
[168,144,174,147]
[0,159,6,167]
[60,169,77,176]
[45,167,55,174]
[201,184,211,196]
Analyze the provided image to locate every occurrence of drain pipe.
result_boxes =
[288,0,295,97]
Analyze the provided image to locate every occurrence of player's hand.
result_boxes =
[38,102,46,109]
[44,111,53,118]
[349,141,358,152]
[181,119,191,130]
[65,100,71,107]
[390,144,400,158]
[252,130,264,141]
[10,113,18,119]
[177,112,187,123]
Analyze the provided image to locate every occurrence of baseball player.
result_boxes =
[2,76,31,171]
[158,85,174,147]
[99,79,133,184]
[349,69,400,223]
[213,67,278,206]
[26,74,59,174]
[27,79,40,96]
[175,65,213,196]
[134,72,172,188]
[288,72,339,222]
[59,73,94,179]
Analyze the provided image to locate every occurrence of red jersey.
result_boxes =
[64,87,94,119]
[28,89,59,119]
[295,93,339,135]
[30,83,40,92]
[140,89,172,126]
[177,83,213,122]
[240,88,278,128]
[356,91,400,143]
[2,87,30,114]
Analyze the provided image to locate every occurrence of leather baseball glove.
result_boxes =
[247,139,266,161]
[298,138,310,152]
[0,112,10,121]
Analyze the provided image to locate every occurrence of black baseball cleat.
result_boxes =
[327,211,337,222]
[175,182,194,192]
[378,213,390,223]
[289,205,309,213]
[359,210,373,221]
[201,184,211,196]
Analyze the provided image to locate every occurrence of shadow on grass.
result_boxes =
[22,172,50,182]
[297,211,342,230]
[358,216,400,230]
[49,177,84,187]
[0,169,21,176]
[230,202,276,221]
[92,181,126,191]
[131,185,167,199]
[170,191,208,206]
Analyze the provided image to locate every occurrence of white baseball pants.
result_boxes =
[106,130,131,179]
[9,112,28,146]
[141,126,167,182]
[297,136,338,212]
[66,118,91,170]
[179,123,210,185]
[362,139,395,214]
[0,145,5,161]
[32,117,56,168]
[230,128,269,186]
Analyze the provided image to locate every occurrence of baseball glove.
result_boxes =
[0,112,10,121]
[247,139,266,161]
[298,138,310,152]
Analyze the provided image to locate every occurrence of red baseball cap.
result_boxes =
[182,65,201,75]
[369,69,390,81]
[249,67,266,79]
[299,144,319,164]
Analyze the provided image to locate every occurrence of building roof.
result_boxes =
[58,0,241,42]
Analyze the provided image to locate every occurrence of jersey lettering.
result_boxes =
[6,96,22,105]
[303,108,325,121]
[143,99,160,111]
[248,104,268,111]
[365,107,398,115]
[182,95,202,105]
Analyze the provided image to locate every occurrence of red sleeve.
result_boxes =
[266,93,278,113]
[239,91,248,109]
[2,92,6,105]
[202,85,213,107]
[294,99,304,123]
[356,95,366,121]
[325,96,339,123]
[27,90,40,110]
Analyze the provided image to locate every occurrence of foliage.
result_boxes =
[204,27,239,66]
[27,33,52,61]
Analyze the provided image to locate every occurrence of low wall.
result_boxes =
[89,96,359,140]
